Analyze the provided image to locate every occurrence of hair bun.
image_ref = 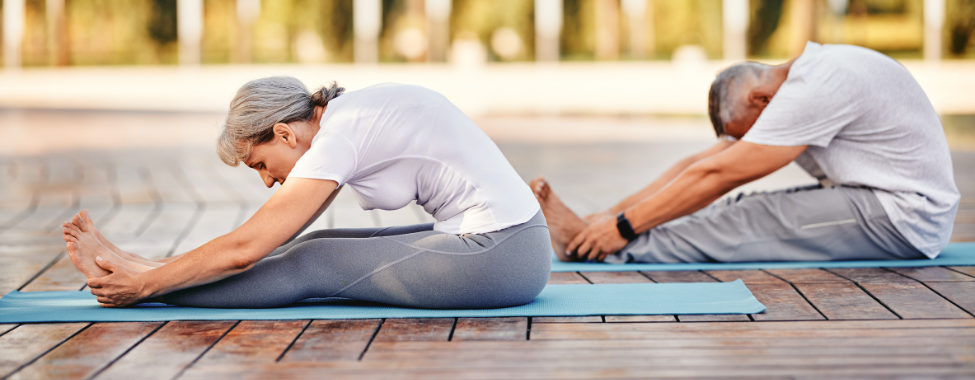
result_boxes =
[311,81,345,107]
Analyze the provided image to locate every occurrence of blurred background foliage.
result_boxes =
[3,0,975,66]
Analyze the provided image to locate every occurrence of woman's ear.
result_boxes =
[271,123,298,148]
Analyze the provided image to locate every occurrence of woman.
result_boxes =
[62,77,551,309]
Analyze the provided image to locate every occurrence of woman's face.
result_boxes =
[243,123,309,188]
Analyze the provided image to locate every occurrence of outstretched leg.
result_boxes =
[529,177,589,262]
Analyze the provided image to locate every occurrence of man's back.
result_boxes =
[742,42,959,257]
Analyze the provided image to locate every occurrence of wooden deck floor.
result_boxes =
[1,147,974,379]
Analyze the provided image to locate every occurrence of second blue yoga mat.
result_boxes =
[551,242,975,272]
[0,280,764,323]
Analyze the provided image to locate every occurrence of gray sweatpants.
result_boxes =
[606,185,926,263]
[162,211,552,308]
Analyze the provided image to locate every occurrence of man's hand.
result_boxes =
[88,256,149,307]
[583,211,615,224]
[566,217,629,262]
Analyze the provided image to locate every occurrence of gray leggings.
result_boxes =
[162,211,552,308]
[607,185,926,263]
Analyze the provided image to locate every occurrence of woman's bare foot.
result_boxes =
[530,177,590,262]
[71,210,162,269]
[64,211,154,278]
[63,220,114,279]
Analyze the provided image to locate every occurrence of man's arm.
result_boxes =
[568,141,807,261]
[589,140,736,220]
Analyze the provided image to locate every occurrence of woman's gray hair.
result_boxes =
[707,62,770,137]
[216,76,345,166]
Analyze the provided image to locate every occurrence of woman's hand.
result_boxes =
[87,256,149,308]
[566,218,629,262]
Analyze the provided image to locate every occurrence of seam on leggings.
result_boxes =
[377,224,549,255]
[328,249,426,298]
[799,219,857,230]
[368,226,396,238]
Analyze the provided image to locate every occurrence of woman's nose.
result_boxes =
[261,172,274,188]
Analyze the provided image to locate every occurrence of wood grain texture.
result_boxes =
[706,270,787,285]
[9,322,160,380]
[792,283,898,320]
[605,315,677,322]
[19,254,88,292]
[373,318,453,341]
[949,266,975,278]
[924,282,975,316]
[640,270,716,283]
[282,319,380,361]
[748,283,825,321]
[579,271,652,284]
[532,316,603,323]
[828,268,914,283]
[0,323,88,378]
[452,318,527,341]
[887,266,975,282]
[765,269,849,283]
[200,320,308,363]
[546,272,590,285]
[859,282,973,319]
[94,321,235,380]
[0,248,63,296]
[679,314,751,322]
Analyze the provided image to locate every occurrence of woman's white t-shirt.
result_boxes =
[288,83,540,235]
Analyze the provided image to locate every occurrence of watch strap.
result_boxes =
[616,212,638,241]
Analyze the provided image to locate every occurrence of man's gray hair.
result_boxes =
[216,76,345,166]
[708,62,770,137]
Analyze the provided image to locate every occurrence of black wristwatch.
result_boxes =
[616,212,638,241]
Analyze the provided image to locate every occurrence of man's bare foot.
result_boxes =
[530,177,590,262]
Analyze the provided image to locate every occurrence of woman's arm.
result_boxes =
[152,185,342,265]
[88,178,338,306]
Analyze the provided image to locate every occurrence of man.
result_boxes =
[534,42,959,263]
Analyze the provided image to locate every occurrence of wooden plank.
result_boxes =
[20,254,87,292]
[0,324,15,336]
[528,325,975,340]
[532,316,603,323]
[9,322,161,380]
[199,320,307,363]
[94,321,235,380]
[764,269,849,283]
[640,270,716,283]
[372,318,452,341]
[605,315,677,322]
[0,323,88,378]
[679,314,751,322]
[0,249,62,296]
[546,272,590,285]
[793,283,898,320]
[705,270,787,285]
[452,318,527,341]
[950,266,975,278]
[578,271,652,284]
[859,282,973,319]
[748,283,825,321]
[925,282,975,316]
[887,266,975,282]
[828,268,914,283]
[281,319,379,361]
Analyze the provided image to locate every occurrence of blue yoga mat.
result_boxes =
[551,242,975,272]
[0,281,764,323]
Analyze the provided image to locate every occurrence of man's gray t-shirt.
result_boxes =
[741,42,959,258]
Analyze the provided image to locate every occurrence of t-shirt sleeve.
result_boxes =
[741,53,859,148]
[287,131,358,186]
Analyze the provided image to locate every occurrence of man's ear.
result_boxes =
[747,88,773,109]
[271,123,298,148]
